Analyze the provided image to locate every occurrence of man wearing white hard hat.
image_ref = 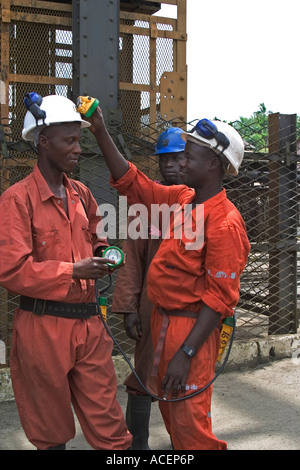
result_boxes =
[112,127,187,450]
[182,118,244,176]
[85,103,250,450]
[0,93,131,450]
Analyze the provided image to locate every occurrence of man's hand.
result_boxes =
[84,105,105,135]
[72,257,115,279]
[123,312,142,341]
[161,349,191,400]
[161,305,221,400]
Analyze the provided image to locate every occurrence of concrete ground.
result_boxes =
[1,357,300,451]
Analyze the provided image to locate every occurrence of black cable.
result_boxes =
[95,278,235,403]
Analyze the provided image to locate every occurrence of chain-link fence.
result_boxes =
[0,110,299,363]
[228,114,299,340]
[0,0,299,365]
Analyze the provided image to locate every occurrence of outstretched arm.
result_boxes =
[86,105,129,181]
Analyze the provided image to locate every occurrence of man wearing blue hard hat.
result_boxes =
[154,127,186,184]
[112,127,187,449]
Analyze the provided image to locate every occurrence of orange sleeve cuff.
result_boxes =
[201,290,234,318]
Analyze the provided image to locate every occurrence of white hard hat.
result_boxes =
[22,94,90,143]
[183,119,244,175]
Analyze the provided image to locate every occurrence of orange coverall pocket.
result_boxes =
[32,230,62,261]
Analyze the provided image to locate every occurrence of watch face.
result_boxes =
[181,344,196,357]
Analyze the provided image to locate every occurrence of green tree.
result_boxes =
[230,103,300,153]
[231,103,271,153]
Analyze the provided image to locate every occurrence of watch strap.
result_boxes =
[180,343,196,358]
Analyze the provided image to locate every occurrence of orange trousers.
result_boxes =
[151,308,227,450]
[9,309,131,450]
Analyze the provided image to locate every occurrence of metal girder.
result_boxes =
[72,0,121,122]
[268,113,298,334]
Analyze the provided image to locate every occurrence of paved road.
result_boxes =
[1,357,299,450]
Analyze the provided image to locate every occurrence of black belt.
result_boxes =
[20,296,98,319]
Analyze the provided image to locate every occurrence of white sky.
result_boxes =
[156,0,300,122]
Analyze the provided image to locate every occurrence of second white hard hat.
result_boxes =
[183,119,244,175]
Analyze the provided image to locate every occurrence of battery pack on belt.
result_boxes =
[20,296,98,319]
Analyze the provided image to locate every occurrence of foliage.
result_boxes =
[229,103,300,153]
[230,103,271,153]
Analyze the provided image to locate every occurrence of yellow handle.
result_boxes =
[217,324,233,362]
[100,305,107,321]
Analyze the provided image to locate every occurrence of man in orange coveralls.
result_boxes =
[0,94,131,450]
[86,105,251,450]
[112,128,186,449]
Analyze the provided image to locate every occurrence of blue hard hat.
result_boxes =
[154,127,186,155]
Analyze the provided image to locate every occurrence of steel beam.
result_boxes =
[72,0,120,122]
[268,113,298,334]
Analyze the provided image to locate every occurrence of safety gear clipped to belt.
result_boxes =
[217,316,235,362]
[98,296,108,321]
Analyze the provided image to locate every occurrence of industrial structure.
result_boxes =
[0,0,299,367]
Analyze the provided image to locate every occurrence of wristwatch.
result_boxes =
[180,343,196,358]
